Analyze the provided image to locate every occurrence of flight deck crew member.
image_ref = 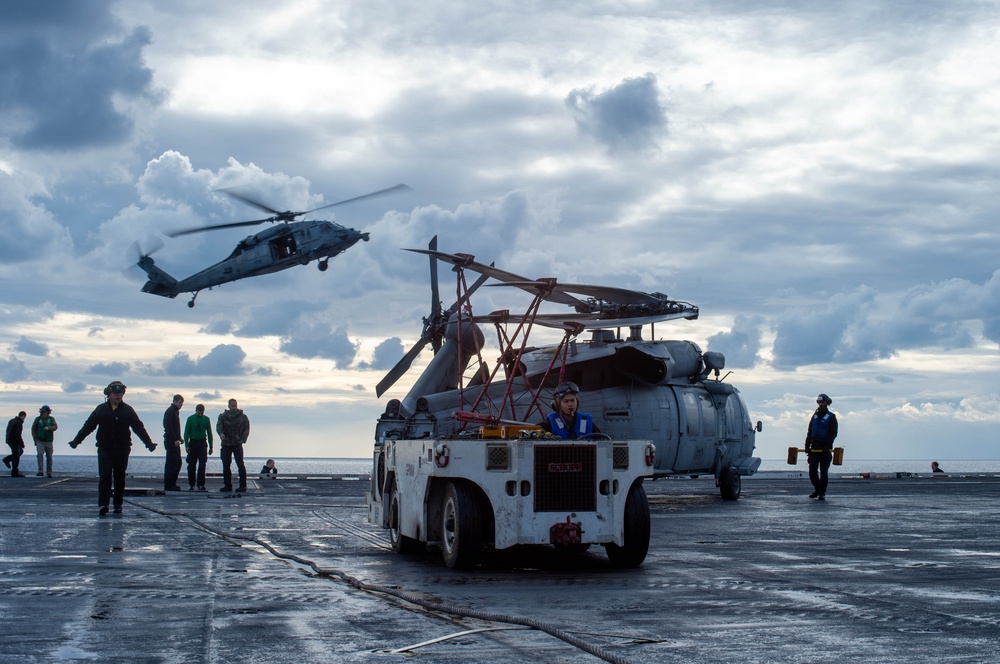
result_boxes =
[805,393,839,501]
[163,394,185,491]
[184,404,213,491]
[31,405,58,477]
[4,411,27,477]
[539,381,601,440]
[217,398,249,492]
[68,381,157,516]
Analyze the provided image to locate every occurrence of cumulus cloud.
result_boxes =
[0,354,28,382]
[887,394,1000,423]
[279,323,359,368]
[0,171,75,263]
[88,361,131,376]
[12,336,47,356]
[358,337,405,371]
[159,344,250,376]
[566,73,666,153]
[771,272,1000,369]
[707,315,765,368]
[61,380,88,393]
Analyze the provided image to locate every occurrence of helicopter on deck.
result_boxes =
[367,237,763,569]
[135,183,410,307]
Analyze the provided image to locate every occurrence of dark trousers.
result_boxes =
[164,443,183,489]
[220,445,246,489]
[808,451,833,496]
[4,444,22,475]
[98,446,131,508]
[186,440,208,488]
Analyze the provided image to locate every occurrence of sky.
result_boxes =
[1,0,998,462]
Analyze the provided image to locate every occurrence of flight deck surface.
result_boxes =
[1,472,998,663]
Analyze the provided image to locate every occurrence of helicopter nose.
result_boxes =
[361,232,370,242]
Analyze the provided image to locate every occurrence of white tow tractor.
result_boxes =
[368,415,655,569]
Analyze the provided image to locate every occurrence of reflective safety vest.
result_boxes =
[546,412,595,440]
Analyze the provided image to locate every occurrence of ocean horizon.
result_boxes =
[22,455,1000,478]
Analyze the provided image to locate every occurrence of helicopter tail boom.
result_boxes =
[138,256,180,299]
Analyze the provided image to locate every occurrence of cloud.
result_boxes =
[0,171,75,263]
[12,335,47,356]
[707,315,765,368]
[0,2,163,151]
[61,380,88,393]
[159,344,250,376]
[566,73,666,153]
[0,354,28,382]
[88,361,131,376]
[279,323,359,368]
[358,337,405,371]
[770,272,1000,369]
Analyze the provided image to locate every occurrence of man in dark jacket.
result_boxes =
[68,381,157,515]
[4,411,27,477]
[162,394,185,491]
[805,393,839,501]
[216,398,250,493]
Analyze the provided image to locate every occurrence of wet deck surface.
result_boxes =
[2,471,999,663]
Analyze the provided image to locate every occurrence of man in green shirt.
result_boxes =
[31,405,58,477]
[183,404,214,491]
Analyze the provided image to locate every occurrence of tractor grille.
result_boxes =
[613,444,629,470]
[486,443,510,470]
[534,444,597,512]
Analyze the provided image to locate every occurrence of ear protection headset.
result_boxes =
[104,381,127,396]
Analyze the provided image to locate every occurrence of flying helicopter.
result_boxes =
[135,183,410,307]
[375,236,762,499]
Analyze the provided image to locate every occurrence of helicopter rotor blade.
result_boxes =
[428,236,440,328]
[215,188,284,216]
[167,218,273,238]
[301,183,412,215]
[376,337,429,397]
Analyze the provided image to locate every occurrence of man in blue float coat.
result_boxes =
[540,381,601,440]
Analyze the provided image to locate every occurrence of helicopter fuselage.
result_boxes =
[140,220,368,301]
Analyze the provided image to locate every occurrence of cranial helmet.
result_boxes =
[550,381,580,411]
[816,393,832,405]
[104,380,127,396]
[40,405,51,412]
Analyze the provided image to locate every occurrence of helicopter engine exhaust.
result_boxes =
[401,316,485,416]
[613,341,723,385]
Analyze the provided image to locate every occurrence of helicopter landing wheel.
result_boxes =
[720,465,741,501]
[318,260,328,272]
[188,292,199,308]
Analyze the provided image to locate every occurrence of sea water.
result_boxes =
[38,455,1000,478]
